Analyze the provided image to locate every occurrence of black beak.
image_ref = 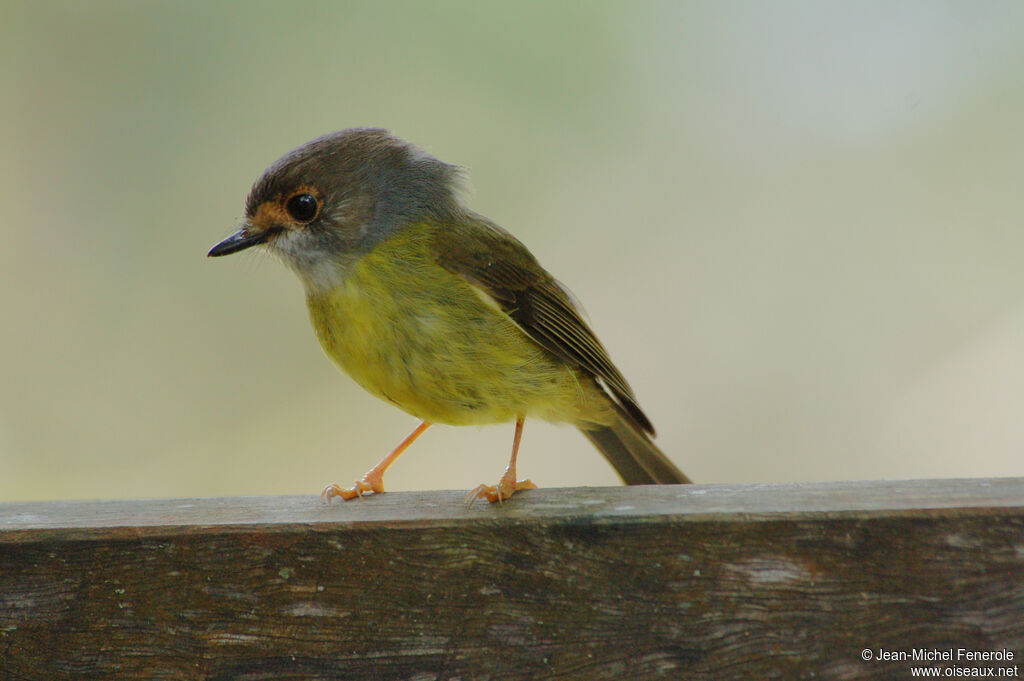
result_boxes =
[207,227,276,257]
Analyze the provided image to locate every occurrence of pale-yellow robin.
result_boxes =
[209,129,689,504]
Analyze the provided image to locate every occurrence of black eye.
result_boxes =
[285,193,319,222]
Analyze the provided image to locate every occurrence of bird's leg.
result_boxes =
[466,417,537,506]
[322,421,432,503]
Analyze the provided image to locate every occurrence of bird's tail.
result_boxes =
[580,414,691,485]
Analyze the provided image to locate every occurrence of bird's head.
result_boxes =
[208,128,463,290]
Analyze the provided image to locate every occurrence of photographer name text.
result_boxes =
[869,649,1015,663]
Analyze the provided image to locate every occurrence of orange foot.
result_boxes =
[465,474,537,507]
[321,474,384,504]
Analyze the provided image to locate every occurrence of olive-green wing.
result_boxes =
[431,216,655,435]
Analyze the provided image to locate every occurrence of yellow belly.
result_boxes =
[304,227,613,427]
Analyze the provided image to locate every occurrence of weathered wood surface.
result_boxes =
[2,478,1023,680]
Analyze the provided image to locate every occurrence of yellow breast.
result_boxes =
[304,226,612,427]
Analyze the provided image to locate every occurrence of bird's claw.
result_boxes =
[465,477,537,508]
[321,476,385,504]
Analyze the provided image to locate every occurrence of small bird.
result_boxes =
[208,129,690,504]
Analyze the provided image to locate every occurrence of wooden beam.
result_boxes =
[2,478,1023,680]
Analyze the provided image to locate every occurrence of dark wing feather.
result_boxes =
[430,215,655,435]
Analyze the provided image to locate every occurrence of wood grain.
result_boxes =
[2,479,1023,680]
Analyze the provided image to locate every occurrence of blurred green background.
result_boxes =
[2,1,1023,502]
